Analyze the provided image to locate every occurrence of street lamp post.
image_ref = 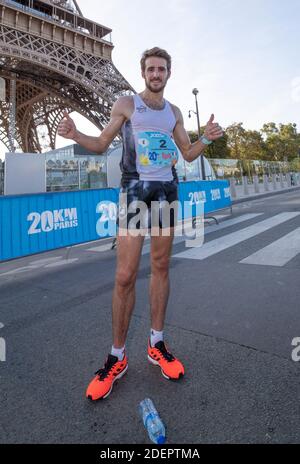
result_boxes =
[192,88,206,180]
[188,109,201,179]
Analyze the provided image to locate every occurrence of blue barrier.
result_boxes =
[178,180,231,218]
[0,180,230,262]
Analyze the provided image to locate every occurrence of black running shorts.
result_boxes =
[117,179,179,229]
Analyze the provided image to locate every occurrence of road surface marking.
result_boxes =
[240,227,300,267]
[173,212,300,260]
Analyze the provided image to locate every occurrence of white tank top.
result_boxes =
[125,94,179,181]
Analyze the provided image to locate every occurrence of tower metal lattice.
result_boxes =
[0,0,134,153]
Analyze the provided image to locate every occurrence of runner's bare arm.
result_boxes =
[57,96,133,154]
[172,106,223,162]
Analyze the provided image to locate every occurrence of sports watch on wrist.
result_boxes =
[200,135,212,145]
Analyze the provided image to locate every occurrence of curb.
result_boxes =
[232,185,300,205]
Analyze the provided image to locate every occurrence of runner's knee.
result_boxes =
[116,268,137,288]
[151,255,170,274]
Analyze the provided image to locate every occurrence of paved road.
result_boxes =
[0,189,300,444]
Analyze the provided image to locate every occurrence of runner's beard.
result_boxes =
[145,79,167,93]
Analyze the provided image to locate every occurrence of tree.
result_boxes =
[240,130,267,160]
[261,122,278,137]
[225,123,246,159]
[206,133,231,159]
[187,121,300,163]
[261,122,300,161]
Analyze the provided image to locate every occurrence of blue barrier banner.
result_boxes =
[0,180,230,261]
[178,180,231,218]
[0,188,119,262]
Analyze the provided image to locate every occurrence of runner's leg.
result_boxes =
[147,227,184,381]
[112,232,145,347]
[149,228,175,331]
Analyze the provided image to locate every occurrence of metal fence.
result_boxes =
[177,156,300,184]
[209,158,300,185]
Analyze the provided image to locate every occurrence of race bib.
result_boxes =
[137,131,179,167]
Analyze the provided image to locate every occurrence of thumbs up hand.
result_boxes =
[57,111,78,140]
[203,114,224,141]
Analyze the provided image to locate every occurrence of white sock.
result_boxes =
[111,345,125,361]
[150,329,164,347]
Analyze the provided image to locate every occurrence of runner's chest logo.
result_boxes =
[136,131,178,167]
[136,105,147,113]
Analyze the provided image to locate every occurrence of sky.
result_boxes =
[1,0,300,159]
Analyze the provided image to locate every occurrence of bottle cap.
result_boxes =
[157,435,166,445]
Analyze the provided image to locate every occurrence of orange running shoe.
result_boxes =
[86,354,128,401]
[148,340,184,380]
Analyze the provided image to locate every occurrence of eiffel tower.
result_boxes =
[0,0,134,153]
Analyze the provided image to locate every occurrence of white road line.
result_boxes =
[0,265,41,276]
[44,259,79,268]
[181,213,263,236]
[83,214,263,256]
[28,257,63,265]
[240,227,300,267]
[0,257,79,276]
[173,212,300,260]
[87,244,113,253]
[141,213,263,256]
[71,236,113,248]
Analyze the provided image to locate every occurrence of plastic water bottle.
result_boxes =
[139,398,166,444]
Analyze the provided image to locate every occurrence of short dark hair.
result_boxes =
[140,47,172,72]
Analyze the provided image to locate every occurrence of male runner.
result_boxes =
[57,47,223,400]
